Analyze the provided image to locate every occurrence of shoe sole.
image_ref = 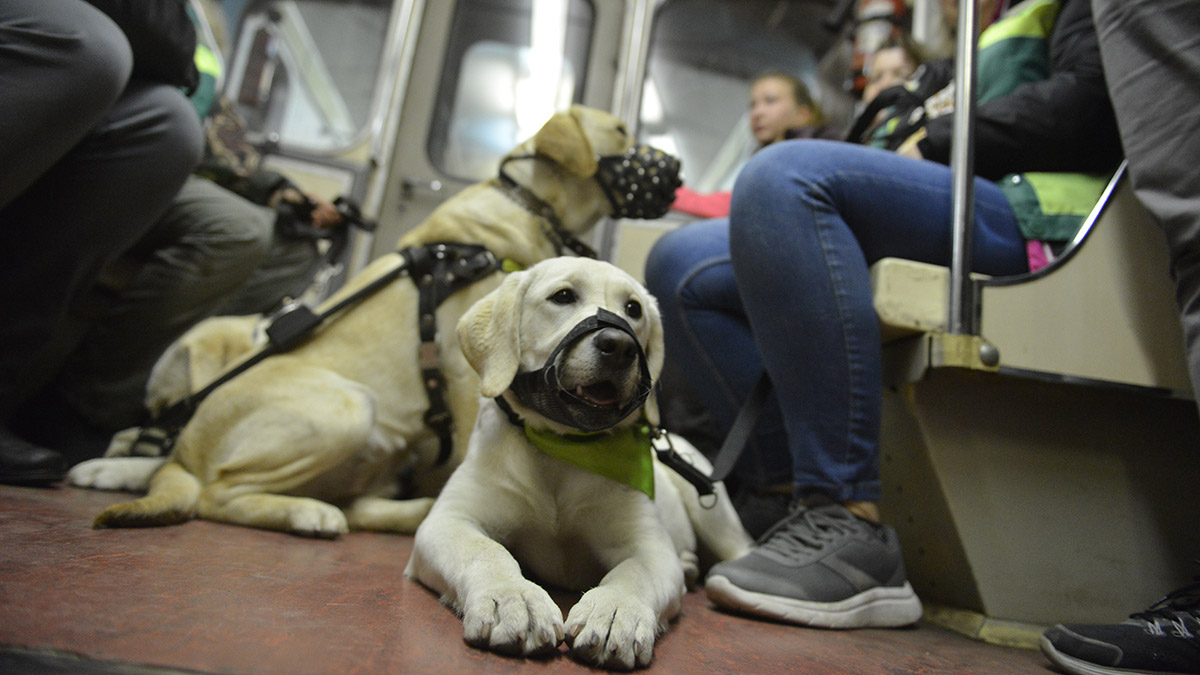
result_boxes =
[1038,634,1146,675]
[0,470,64,486]
[705,575,923,629]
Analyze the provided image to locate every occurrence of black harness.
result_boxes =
[405,243,505,465]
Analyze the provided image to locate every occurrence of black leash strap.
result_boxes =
[142,243,503,462]
[650,428,714,497]
[146,255,413,449]
[708,371,773,482]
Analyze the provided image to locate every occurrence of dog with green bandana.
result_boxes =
[405,257,751,670]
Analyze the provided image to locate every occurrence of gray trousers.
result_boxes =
[53,176,322,429]
[0,0,205,418]
[1091,0,1200,402]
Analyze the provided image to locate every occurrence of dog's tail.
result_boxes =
[93,460,200,529]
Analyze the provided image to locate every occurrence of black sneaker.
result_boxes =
[704,498,922,628]
[1040,580,1200,675]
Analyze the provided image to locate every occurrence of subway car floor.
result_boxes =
[1,483,1053,674]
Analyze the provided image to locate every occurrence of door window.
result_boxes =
[638,0,847,193]
[228,0,393,152]
[428,0,596,181]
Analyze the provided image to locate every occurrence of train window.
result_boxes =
[639,0,844,193]
[428,0,595,181]
[227,0,393,152]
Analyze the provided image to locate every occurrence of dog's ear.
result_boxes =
[641,295,666,427]
[458,271,527,397]
[533,107,598,178]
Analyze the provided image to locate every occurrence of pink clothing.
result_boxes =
[671,186,733,218]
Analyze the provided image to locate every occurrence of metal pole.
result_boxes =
[948,0,979,335]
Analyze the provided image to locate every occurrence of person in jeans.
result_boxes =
[644,0,1121,628]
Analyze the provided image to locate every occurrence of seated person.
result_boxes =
[11,5,349,463]
[645,0,1122,628]
[671,72,838,219]
[860,32,925,106]
[0,0,204,484]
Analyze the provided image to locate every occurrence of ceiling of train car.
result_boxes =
[650,0,845,80]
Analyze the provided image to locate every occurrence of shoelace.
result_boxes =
[757,505,860,557]
[1130,578,1200,637]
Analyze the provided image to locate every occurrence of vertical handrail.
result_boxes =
[948,0,979,334]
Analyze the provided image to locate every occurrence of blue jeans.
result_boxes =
[645,140,1028,502]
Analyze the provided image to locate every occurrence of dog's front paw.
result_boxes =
[565,587,659,670]
[287,501,348,538]
[104,428,140,457]
[461,580,564,657]
[67,457,165,492]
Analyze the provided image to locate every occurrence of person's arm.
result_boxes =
[919,0,1122,180]
[670,186,733,219]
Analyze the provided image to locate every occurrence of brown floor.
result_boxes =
[0,484,1052,674]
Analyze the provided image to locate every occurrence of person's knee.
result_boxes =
[149,86,206,172]
[645,227,694,298]
[58,5,135,112]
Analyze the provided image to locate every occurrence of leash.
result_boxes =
[708,371,773,482]
[140,243,505,465]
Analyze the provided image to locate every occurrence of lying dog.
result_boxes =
[406,258,751,670]
[79,106,681,538]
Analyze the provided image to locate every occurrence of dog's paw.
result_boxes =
[103,428,140,457]
[565,587,659,670]
[67,457,164,492]
[461,580,564,657]
[286,501,348,538]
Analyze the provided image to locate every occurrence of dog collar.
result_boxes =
[523,423,655,499]
[491,167,597,258]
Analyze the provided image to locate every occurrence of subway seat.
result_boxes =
[868,165,1200,646]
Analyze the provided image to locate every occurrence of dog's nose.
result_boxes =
[593,328,637,367]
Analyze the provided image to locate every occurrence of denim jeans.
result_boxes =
[645,140,1028,502]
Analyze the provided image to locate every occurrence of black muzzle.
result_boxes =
[595,144,682,219]
[507,308,652,432]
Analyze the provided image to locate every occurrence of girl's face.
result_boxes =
[863,47,917,104]
[749,77,813,146]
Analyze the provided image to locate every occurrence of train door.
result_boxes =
[222,0,640,277]
[369,0,633,262]
[222,0,405,244]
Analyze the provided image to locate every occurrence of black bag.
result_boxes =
[84,0,199,92]
[846,59,955,150]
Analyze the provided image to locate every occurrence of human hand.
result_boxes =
[273,188,343,229]
[304,194,342,229]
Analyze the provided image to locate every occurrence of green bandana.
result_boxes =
[524,423,655,499]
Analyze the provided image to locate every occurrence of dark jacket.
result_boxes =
[84,0,199,91]
[918,0,1122,181]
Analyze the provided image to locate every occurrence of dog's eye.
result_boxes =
[625,300,643,320]
[550,288,576,305]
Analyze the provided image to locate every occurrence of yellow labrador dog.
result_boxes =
[406,257,751,670]
[79,106,680,538]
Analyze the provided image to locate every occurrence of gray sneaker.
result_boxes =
[705,500,922,628]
